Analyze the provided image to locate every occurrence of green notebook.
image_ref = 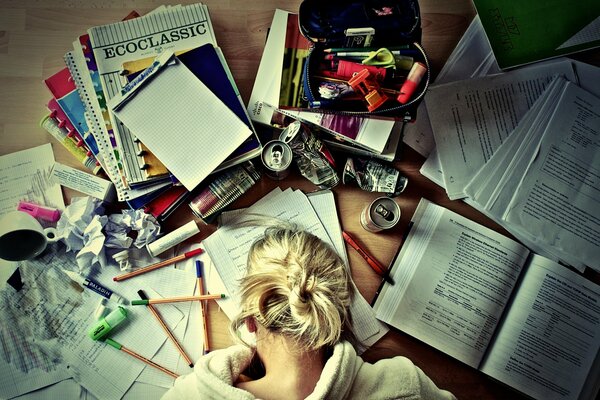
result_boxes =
[473,0,600,69]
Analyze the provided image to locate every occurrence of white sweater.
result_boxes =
[162,341,456,400]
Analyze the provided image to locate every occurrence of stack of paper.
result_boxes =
[109,52,251,192]
[415,16,600,273]
[464,77,600,272]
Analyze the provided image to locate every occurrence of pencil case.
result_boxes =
[298,0,430,120]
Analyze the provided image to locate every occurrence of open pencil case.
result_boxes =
[298,0,430,120]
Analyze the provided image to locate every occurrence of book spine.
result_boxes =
[40,115,100,174]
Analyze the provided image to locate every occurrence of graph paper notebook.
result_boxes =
[87,3,217,188]
[109,52,252,192]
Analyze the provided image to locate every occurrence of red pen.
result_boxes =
[113,248,203,281]
[342,231,394,285]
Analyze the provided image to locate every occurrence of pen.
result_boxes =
[131,293,226,305]
[113,248,203,281]
[138,290,194,367]
[104,338,179,379]
[324,45,410,53]
[342,231,394,285]
[196,260,211,354]
[330,50,417,57]
[64,270,128,304]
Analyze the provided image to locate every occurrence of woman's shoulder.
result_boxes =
[351,353,456,400]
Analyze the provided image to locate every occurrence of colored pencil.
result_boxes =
[342,231,394,285]
[131,294,225,305]
[138,290,194,367]
[196,260,211,354]
[104,338,179,379]
[113,248,203,281]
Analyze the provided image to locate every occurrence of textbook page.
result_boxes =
[503,82,600,272]
[373,199,531,368]
[481,255,600,400]
[426,60,576,200]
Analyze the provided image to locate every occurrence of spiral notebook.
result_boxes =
[87,3,217,189]
[109,52,251,191]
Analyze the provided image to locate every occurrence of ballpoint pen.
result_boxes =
[342,231,394,285]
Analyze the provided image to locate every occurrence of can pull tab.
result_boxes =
[269,144,284,168]
[375,204,395,221]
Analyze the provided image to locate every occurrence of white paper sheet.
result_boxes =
[0,144,64,217]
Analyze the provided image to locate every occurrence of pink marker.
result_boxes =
[397,62,427,104]
[17,201,61,222]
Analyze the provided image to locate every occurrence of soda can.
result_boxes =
[360,197,401,232]
[261,140,293,180]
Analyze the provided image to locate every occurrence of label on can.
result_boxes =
[360,197,401,232]
[343,157,408,196]
[261,140,293,180]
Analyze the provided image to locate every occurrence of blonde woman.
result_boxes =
[163,226,455,399]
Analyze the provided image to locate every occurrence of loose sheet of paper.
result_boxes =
[0,144,64,217]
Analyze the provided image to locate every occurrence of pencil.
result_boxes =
[131,294,225,305]
[104,338,179,379]
[323,45,410,53]
[137,290,194,367]
[113,248,203,281]
[196,260,211,354]
[342,231,394,285]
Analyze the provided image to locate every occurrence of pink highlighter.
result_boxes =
[397,62,427,104]
[17,201,61,222]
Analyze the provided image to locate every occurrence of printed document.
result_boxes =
[426,60,577,199]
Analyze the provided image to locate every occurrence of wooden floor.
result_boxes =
[1,1,599,399]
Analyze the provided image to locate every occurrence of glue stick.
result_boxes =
[146,220,200,257]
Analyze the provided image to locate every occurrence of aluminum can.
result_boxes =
[360,197,401,232]
[261,140,293,180]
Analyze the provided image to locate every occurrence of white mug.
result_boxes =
[0,210,59,261]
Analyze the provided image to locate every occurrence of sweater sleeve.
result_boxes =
[351,355,456,400]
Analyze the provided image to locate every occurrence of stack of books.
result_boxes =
[247,9,402,162]
[42,3,262,216]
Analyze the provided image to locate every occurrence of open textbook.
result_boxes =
[373,198,600,400]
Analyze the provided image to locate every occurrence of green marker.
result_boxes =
[88,306,128,341]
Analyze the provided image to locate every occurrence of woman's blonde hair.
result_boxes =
[231,225,353,351]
